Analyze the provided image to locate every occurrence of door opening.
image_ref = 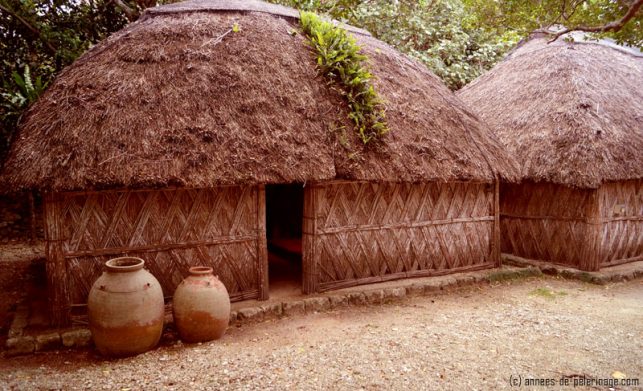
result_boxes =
[265,183,304,297]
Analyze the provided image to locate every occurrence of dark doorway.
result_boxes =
[265,184,304,297]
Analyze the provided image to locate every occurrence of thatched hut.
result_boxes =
[1,0,517,325]
[458,33,643,272]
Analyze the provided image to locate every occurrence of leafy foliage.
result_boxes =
[463,0,642,49]
[1,66,46,122]
[5,66,46,106]
[272,0,518,90]
[272,0,642,89]
[300,11,387,144]
[349,0,518,90]
[0,65,48,155]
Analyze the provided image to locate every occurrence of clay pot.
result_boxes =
[173,266,230,343]
[88,257,164,357]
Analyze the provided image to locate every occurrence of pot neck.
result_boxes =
[189,266,214,276]
[105,257,145,273]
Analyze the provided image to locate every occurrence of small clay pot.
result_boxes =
[173,266,230,343]
[88,257,164,357]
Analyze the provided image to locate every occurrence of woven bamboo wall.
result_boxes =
[500,183,600,271]
[302,181,498,293]
[44,186,267,325]
[598,180,643,267]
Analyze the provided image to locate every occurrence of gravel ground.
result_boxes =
[1,277,641,390]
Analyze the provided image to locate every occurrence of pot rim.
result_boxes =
[189,266,213,275]
[105,257,145,273]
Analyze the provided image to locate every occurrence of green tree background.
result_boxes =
[1,0,641,164]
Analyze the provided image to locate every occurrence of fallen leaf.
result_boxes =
[612,371,626,379]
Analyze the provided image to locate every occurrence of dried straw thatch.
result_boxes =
[1,0,518,192]
[458,34,643,189]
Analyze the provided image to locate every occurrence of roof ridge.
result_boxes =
[141,0,372,36]
[508,36,642,63]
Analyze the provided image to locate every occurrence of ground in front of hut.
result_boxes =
[0,277,641,390]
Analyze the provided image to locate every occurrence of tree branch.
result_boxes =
[563,0,587,21]
[112,0,139,21]
[545,0,586,32]
[0,3,58,55]
[546,0,642,43]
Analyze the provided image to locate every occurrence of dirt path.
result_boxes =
[0,277,641,390]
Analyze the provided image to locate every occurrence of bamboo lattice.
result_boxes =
[501,181,643,271]
[500,182,598,270]
[44,186,267,325]
[303,181,498,293]
[598,180,643,267]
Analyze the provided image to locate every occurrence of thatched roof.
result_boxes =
[458,33,643,189]
[2,0,518,192]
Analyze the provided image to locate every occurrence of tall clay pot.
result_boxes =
[88,257,164,357]
[173,266,231,343]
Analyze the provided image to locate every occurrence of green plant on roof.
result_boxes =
[299,11,388,144]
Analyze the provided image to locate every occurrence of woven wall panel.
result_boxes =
[500,183,595,269]
[501,219,592,266]
[501,181,642,270]
[501,182,594,218]
[303,182,495,292]
[45,187,263,323]
[598,180,643,266]
[314,182,493,227]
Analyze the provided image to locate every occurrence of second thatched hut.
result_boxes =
[1,0,518,325]
[459,32,643,271]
